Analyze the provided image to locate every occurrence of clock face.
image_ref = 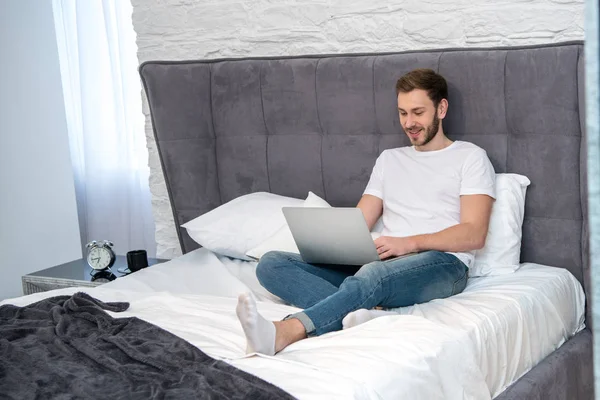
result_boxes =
[87,247,112,270]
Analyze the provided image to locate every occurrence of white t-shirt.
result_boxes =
[364,140,496,268]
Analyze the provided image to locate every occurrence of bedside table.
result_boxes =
[22,256,168,295]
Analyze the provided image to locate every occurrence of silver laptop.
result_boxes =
[282,207,380,265]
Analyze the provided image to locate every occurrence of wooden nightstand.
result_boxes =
[21,256,168,295]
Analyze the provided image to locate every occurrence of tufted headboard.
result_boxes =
[140,41,588,317]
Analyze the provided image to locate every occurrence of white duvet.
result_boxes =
[2,248,585,400]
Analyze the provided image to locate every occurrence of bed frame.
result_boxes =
[140,41,592,399]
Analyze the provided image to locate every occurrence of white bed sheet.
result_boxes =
[102,248,586,397]
[100,248,281,303]
[392,262,586,397]
[3,248,585,399]
[3,286,489,400]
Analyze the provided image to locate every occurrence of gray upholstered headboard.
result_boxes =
[140,41,588,315]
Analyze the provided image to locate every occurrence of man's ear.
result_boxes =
[437,98,449,119]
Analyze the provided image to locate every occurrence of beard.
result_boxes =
[405,113,440,147]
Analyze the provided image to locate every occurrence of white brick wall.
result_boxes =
[131,0,584,258]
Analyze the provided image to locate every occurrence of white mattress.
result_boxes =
[3,248,585,399]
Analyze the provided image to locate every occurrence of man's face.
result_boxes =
[397,89,443,147]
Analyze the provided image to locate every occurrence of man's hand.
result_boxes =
[374,236,417,260]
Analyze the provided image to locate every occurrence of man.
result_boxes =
[236,68,496,356]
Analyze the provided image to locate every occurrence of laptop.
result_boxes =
[281,207,380,265]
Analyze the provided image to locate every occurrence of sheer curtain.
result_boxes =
[52,0,156,258]
[585,0,600,393]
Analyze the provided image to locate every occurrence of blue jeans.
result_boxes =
[256,251,468,336]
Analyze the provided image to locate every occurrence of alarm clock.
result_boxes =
[86,240,116,271]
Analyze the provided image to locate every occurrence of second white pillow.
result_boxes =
[470,173,531,277]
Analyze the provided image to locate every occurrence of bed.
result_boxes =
[1,41,592,399]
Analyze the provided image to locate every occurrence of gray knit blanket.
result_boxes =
[0,292,295,399]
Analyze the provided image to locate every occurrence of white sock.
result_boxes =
[342,308,397,329]
[236,292,276,356]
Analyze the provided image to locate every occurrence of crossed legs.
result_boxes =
[236,251,468,355]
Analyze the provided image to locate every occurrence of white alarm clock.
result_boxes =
[86,240,116,271]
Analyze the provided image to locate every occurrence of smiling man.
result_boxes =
[235,68,496,356]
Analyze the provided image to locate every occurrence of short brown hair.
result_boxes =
[395,69,448,108]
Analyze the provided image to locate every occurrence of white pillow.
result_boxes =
[246,191,331,259]
[470,173,531,277]
[181,192,304,260]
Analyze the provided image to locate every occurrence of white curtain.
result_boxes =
[52,0,156,258]
[584,0,600,391]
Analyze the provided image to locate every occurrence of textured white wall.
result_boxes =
[131,0,584,258]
